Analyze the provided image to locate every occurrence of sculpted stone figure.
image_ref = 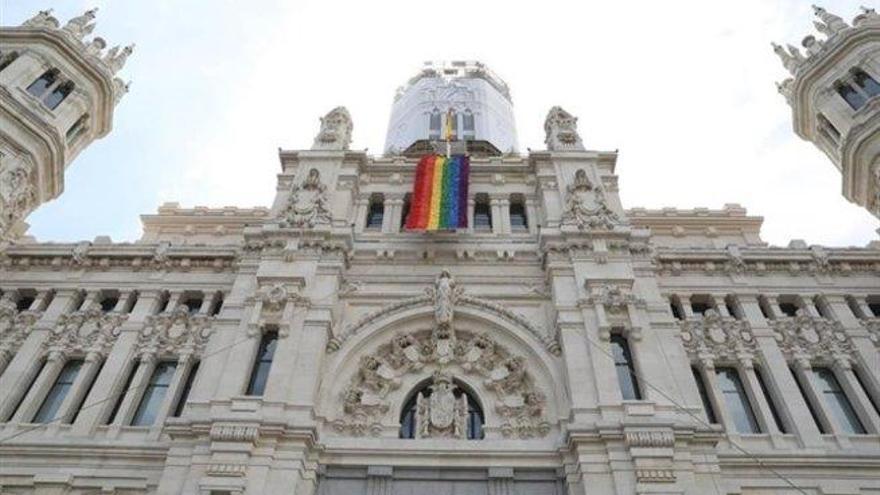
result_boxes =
[433,270,457,327]
[62,8,98,39]
[561,169,619,230]
[312,107,353,150]
[544,106,585,151]
[0,161,37,242]
[813,5,848,35]
[281,168,332,228]
[22,9,58,29]
[103,44,135,74]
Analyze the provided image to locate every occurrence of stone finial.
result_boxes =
[103,44,135,74]
[854,6,880,26]
[63,8,98,39]
[776,78,794,101]
[312,106,353,150]
[812,5,849,36]
[544,106,585,151]
[772,42,800,75]
[112,78,131,104]
[22,9,58,29]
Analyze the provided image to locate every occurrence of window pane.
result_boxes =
[789,366,826,433]
[474,200,492,230]
[510,202,527,230]
[855,70,880,97]
[172,362,199,417]
[837,83,867,110]
[716,368,761,434]
[692,367,717,424]
[755,368,786,433]
[33,360,83,424]
[611,335,641,400]
[813,368,866,434]
[131,362,177,426]
[43,82,74,110]
[246,331,278,396]
[26,70,56,97]
[106,362,139,424]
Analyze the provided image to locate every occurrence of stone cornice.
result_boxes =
[654,245,880,275]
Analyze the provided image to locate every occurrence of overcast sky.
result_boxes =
[4,0,878,247]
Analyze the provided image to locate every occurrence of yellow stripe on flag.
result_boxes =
[427,156,445,230]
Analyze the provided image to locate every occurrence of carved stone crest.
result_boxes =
[280,168,332,228]
[544,106,585,151]
[312,107,353,151]
[771,310,852,362]
[139,305,212,356]
[562,169,619,230]
[0,160,37,242]
[678,309,756,362]
[415,371,468,439]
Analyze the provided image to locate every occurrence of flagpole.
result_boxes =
[445,107,452,158]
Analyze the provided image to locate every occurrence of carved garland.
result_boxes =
[678,309,756,362]
[770,311,853,363]
[0,300,39,359]
[48,307,128,357]
[138,306,213,356]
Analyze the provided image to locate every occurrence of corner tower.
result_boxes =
[0,8,132,241]
[775,6,880,219]
[384,61,518,156]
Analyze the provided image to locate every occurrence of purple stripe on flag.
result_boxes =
[457,155,469,228]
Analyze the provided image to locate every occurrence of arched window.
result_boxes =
[399,377,484,440]
[853,68,880,98]
[44,80,75,110]
[462,110,475,141]
[474,193,492,231]
[26,69,58,98]
[428,109,442,140]
[366,193,385,230]
[509,194,527,231]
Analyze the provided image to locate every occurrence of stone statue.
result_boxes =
[414,371,469,439]
[544,106,585,151]
[0,161,37,242]
[63,8,98,39]
[104,44,134,74]
[433,270,456,327]
[280,168,332,228]
[772,42,800,75]
[562,169,619,230]
[854,6,879,27]
[801,35,823,57]
[85,37,107,57]
[813,5,849,35]
[312,107,353,151]
[22,9,58,29]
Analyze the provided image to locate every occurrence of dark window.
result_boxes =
[246,330,278,396]
[690,299,712,316]
[837,82,867,110]
[509,196,527,231]
[818,113,840,140]
[755,367,787,433]
[789,366,826,433]
[399,379,484,440]
[26,70,57,97]
[209,295,223,316]
[69,359,103,424]
[474,195,492,231]
[155,292,170,313]
[462,111,475,140]
[131,361,177,426]
[16,295,35,312]
[758,296,773,319]
[182,296,202,315]
[69,292,86,313]
[853,69,880,97]
[852,367,880,417]
[813,298,830,319]
[66,114,89,140]
[715,367,761,434]
[33,360,83,424]
[725,296,741,320]
[0,51,19,72]
[172,361,199,417]
[868,302,880,318]
[813,368,866,434]
[610,334,641,400]
[366,195,384,230]
[100,295,118,313]
[846,296,865,319]
[106,362,139,424]
[669,297,684,320]
[43,81,74,110]
[778,302,799,318]
[429,110,441,140]
[692,367,718,424]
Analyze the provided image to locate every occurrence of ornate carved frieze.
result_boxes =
[49,307,127,357]
[209,423,259,443]
[280,168,333,229]
[0,159,37,242]
[0,299,39,360]
[328,271,560,355]
[655,247,880,276]
[334,325,549,439]
[678,309,756,362]
[561,170,620,231]
[771,311,853,362]
[861,319,880,348]
[139,306,212,356]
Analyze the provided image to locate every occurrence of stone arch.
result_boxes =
[317,308,566,440]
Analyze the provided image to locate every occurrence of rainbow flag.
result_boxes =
[405,154,470,231]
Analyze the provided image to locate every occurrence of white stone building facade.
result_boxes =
[1,9,880,495]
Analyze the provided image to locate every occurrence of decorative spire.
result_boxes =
[103,44,135,74]
[772,42,800,75]
[21,9,58,29]
[812,5,849,36]
[63,8,98,40]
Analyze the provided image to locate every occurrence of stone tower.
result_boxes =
[775,6,880,219]
[0,8,132,242]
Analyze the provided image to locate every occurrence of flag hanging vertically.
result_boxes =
[405,154,470,231]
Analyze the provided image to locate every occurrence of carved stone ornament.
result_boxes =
[139,305,212,356]
[280,168,333,228]
[0,298,39,359]
[102,44,135,74]
[312,106,353,151]
[561,169,620,230]
[334,327,549,439]
[414,371,469,439]
[0,160,37,242]
[544,106,585,151]
[771,310,852,362]
[62,8,98,39]
[50,307,127,357]
[678,309,756,362]
[861,318,880,348]
[22,9,59,29]
[582,283,646,313]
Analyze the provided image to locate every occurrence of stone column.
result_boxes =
[792,359,837,436]
[737,358,779,435]
[490,198,503,235]
[54,351,102,425]
[354,198,369,233]
[366,466,393,495]
[498,198,511,235]
[833,358,880,434]
[11,350,66,423]
[467,198,475,233]
[697,360,733,434]
[558,321,598,420]
[146,353,195,439]
[107,353,156,432]
[525,198,539,234]
[387,197,404,233]
[487,467,514,495]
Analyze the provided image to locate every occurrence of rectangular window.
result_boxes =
[610,334,641,400]
[26,70,57,97]
[172,361,200,417]
[789,365,826,433]
[246,330,278,396]
[692,366,718,424]
[669,297,684,320]
[131,361,177,426]
[813,368,866,434]
[509,199,527,231]
[473,196,492,231]
[69,360,103,424]
[837,82,867,110]
[715,367,761,434]
[778,301,799,318]
[33,360,83,424]
[106,362,139,424]
[755,367,787,433]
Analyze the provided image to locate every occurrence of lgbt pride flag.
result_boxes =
[404,154,470,231]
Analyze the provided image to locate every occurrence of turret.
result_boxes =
[0,8,132,241]
[774,5,880,220]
